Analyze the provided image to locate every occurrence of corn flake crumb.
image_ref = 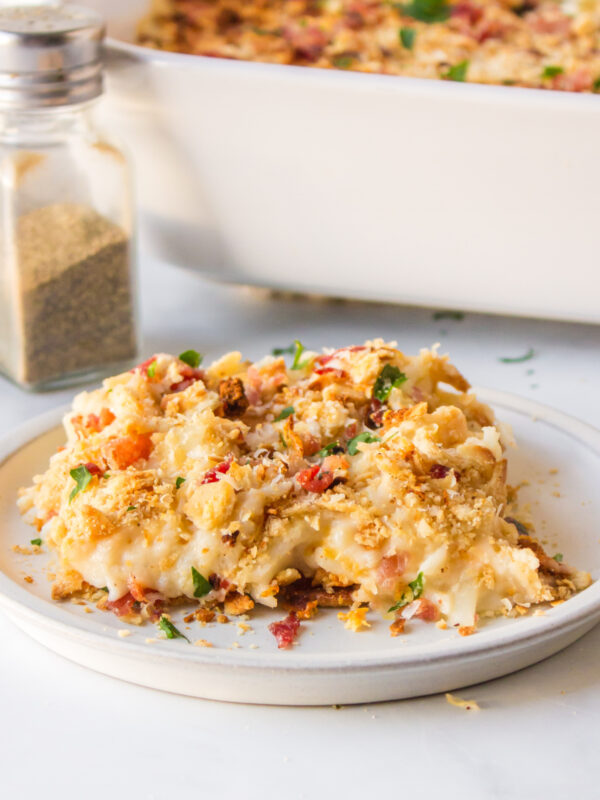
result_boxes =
[446,693,480,711]
[338,606,370,631]
[117,629,131,638]
[194,639,213,647]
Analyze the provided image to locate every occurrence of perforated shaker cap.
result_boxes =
[0,4,105,108]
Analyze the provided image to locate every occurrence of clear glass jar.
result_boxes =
[0,5,138,391]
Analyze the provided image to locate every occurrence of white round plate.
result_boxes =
[0,390,599,706]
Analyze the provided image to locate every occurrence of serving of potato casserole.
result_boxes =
[137,0,600,92]
[18,341,590,647]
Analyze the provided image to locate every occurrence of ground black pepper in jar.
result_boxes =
[0,5,138,390]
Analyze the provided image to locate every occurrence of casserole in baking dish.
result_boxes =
[82,0,600,322]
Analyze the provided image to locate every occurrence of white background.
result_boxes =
[2,261,600,798]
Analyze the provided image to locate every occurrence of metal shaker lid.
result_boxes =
[0,4,105,108]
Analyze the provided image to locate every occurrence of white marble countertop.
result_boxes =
[2,261,600,799]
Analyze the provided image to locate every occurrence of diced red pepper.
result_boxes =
[297,465,335,493]
[201,458,232,485]
[132,356,158,376]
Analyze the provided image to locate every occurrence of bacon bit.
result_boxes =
[389,618,406,637]
[106,591,136,617]
[107,432,153,470]
[552,68,593,93]
[365,397,385,429]
[170,364,204,393]
[201,457,232,484]
[279,579,356,612]
[338,607,370,631]
[377,553,408,587]
[313,366,348,379]
[412,598,441,622]
[410,385,425,402]
[301,434,321,457]
[446,693,480,711]
[451,2,483,24]
[283,24,328,61]
[297,464,335,493]
[314,345,367,368]
[527,7,571,35]
[458,625,476,636]
[245,365,263,405]
[430,463,450,479]
[268,612,301,649]
[83,461,103,477]
[343,421,358,441]
[344,9,364,29]
[221,530,239,546]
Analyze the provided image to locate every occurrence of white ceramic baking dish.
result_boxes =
[83,0,600,323]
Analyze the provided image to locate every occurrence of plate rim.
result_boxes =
[1,389,599,674]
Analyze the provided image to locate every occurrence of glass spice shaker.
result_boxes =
[0,4,138,391]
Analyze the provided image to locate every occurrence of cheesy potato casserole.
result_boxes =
[18,341,590,646]
[137,0,600,92]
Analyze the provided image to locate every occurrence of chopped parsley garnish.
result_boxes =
[499,348,535,364]
[443,60,469,82]
[553,553,564,563]
[100,586,109,592]
[388,572,425,612]
[126,506,137,512]
[178,349,203,368]
[30,538,42,546]
[347,431,381,455]
[279,432,288,449]
[274,406,295,421]
[147,360,157,378]
[318,441,345,457]
[191,566,212,598]
[175,476,186,489]
[505,517,529,536]
[399,27,416,49]
[291,339,309,370]
[158,615,189,642]
[69,465,94,503]
[272,344,296,356]
[373,364,407,402]
[593,77,600,93]
[542,65,563,79]
[333,55,353,68]
[433,310,464,321]
[396,0,450,23]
